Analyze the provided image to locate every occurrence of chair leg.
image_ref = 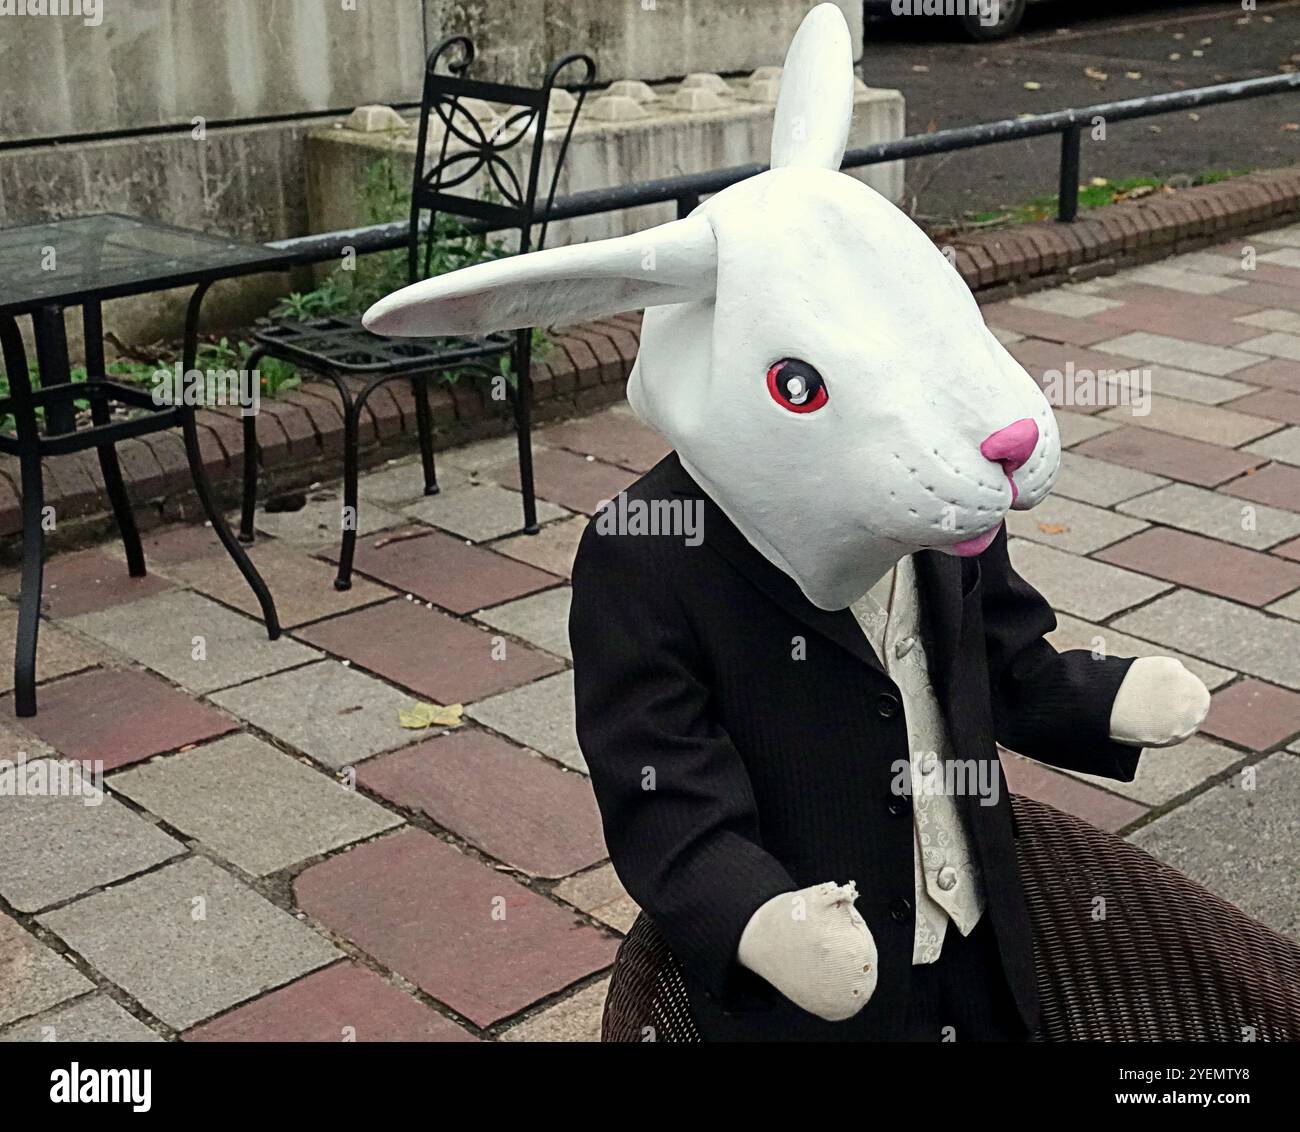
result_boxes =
[512,329,540,535]
[179,406,280,639]
[334,389,362,592]
[238,347,267,544]
[83,302,145,576]
[412,371,439,496]
[14,451,45,718]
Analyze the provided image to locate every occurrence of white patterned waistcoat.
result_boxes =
[850,555,986,965]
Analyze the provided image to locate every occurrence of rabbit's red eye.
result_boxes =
[767,359,827,414]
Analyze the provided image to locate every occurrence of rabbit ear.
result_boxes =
[363,214,717,338]
[770,3,855,172]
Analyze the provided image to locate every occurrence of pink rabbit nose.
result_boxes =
[981,418,1039,503]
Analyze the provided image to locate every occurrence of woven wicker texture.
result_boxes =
[602,794,1300,1042]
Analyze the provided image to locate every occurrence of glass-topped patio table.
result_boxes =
[0,213,296,716]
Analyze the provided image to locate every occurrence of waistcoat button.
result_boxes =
[890,897,913,923]
[876,692,901,719]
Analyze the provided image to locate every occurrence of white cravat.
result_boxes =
[850,556,985,965]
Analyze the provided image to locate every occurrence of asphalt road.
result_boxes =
[863,0,1300,227]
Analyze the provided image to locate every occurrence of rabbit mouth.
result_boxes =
[938,519,1004,558]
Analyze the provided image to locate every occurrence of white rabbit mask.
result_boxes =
[365,3,1060,611]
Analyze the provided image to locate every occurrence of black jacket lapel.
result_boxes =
[662,455,886,678]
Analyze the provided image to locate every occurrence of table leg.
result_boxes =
[83,300,145,576]
[31,306,77,437]
[2,316,45,718]
[179,283,280,639]
[238,345,267,543]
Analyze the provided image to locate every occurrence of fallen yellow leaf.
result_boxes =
[399,702,465,730]
[1037,523,1069,536]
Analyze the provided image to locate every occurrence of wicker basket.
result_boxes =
[602,794,1300,1041]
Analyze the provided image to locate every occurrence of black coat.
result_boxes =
[569,453,1141,1041]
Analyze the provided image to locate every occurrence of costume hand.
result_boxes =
[737,880,877,1022]
[1108,656,1210,748]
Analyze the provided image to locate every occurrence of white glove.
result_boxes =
[737,880,877,1022]
[1108,656,1210,748]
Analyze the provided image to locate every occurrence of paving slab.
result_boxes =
[542,410,672,473]
[1219,461,1300,513]
[474,586,573,660]
[70,590,319,694]
[296,598,563,705]
[1054,412,1119,449]
[1045,613,1234,691]
[493,515,587,579]
[1128,753,1300,941]
[467,671,584,773]
[0,761,183,912]
[161,539,390,628]
[982,304,1112,347]
[1269,587,1300,621]
[1201,679,1300,752]
[253,492,404,550]
[552,863,640,934]
[1121,264,1248,296]
[0,549,173,620]
[208,661,420,769]
[440,435,545,477]
[1006,539,1170,622]
[1116,482,1300,550]
[293,829,618,1027]
[1098,395,1277,447]
[0,912,93,1027]
[1233,356,1300,394]
[0,993,162,1042]
[1,668,238,771]
[402,482,567,543]
[183,963,476,1042]
[1004,495,1147,555]
[1011,289,1123,319]
[1064,735,1244,807]
[357,457,470,506]
[1113,590,1300,691]
[327,526,561,615]
[356,730,606,878]
[1074,426,1264,487]
[498,977,609,1042]
[1235,330,1300,362]
[1002,753,1147,832]
[112,732,402,876]
[494,447,639,515]
[1244,425,1300,465]
[1090,303,1259,349]
[1093,331,1259,376]
[1227,388,1300,426]
[101,523,227,569]
[1052,452,1168,507]
[0,606,104,693]
[1094,527,1300,607]
[39,856,341,1031]
[1144,366,1258,406]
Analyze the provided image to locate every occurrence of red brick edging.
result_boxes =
[4,166,1300,551]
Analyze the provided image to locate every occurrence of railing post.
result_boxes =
[676,193,700,219]
[1058,125,1082,223]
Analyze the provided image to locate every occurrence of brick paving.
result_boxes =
[3,231,1300,1042]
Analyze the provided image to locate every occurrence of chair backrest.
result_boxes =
[602,794,1300,1042]
[406,34,596,286]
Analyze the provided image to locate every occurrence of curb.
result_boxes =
[4,166,1300,552]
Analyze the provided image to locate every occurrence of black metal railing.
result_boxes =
[269,71,1300,266]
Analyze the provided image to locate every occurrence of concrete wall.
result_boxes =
[422,0,863,85]
[0,0,426,142]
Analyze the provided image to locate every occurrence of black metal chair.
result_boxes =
[239,36,595,590]
[0,310,279,718]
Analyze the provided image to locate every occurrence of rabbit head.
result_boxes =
[365,3,1059,610]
